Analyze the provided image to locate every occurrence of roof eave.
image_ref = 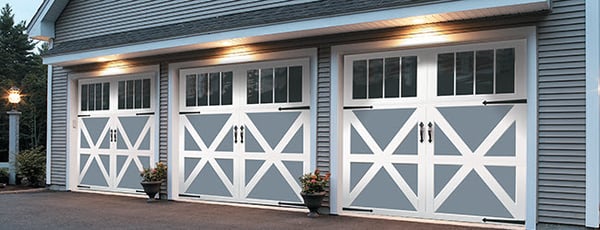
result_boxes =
[27,0,69,42]
[43,0,550,66]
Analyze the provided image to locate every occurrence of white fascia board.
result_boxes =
[43,0,549,66]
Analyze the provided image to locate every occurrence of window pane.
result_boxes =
[456,51,474,95]
[88,84,95,111]
[260,68,274,103]
[134,79,142,109]
[401,56,417,97]
[142,79,150,109]
[81,84,88,111]
[289,66,302,103]
[476,50,494,94]
[102,83,110,110]
[118,81,125,109]
[185,75,197,107]
[437,53,454,96]
[368,59,383,98]
[221,72,233,105]
[496,48,515,94]
[384,57,400,98]
[197,73,208,106]
[274,67,288,103]
[209,72,220,106]
[353,60,367,99]
[126,80,134,109]
[95,83,103,110]
[247,69,259,104]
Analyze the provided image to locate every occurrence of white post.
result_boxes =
[7,110,21,185]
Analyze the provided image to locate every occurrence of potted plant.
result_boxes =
[140,162,167,202]
[299,169,330,217]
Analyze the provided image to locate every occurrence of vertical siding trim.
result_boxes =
[525,27,539,230]
[329,45,341,215]
[46,65,52,185]
[585,0,600,227]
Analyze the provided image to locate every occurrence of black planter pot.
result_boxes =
[140,181,162,202]
[301,192,326,217]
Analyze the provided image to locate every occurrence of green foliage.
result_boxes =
[16,146,45,187]
[0,168,7,177]
[0,4,47,159]
[299,169,330,194]
[140,162,167,182]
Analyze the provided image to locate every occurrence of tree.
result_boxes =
[0,4,47,160]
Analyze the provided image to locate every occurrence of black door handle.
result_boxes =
[233,126,238,144]
[419,122,424,143]
[428,122,433,143]
[113,129,117,143]
[240,126,244,144]
[110,129,113,142]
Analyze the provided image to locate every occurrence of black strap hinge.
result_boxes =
[483,99,526,105]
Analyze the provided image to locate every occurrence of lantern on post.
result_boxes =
[6,86,21,185]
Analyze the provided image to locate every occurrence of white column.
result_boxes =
[585,0,600,227]
[7,110,21,185]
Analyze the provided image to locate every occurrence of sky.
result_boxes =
[0,0,44,26]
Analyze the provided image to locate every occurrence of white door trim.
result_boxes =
[168,48,318,201]
[67,64,160,192]
[330,26,537,226]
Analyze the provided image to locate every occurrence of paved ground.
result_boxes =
[0,191,506,230]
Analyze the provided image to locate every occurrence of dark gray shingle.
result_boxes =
[46,0,450,55]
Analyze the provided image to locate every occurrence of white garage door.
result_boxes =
[77,73,157,193]
[341,40,527,222]
[178,58,311,205]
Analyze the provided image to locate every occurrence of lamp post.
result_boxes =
[7,86,21,185]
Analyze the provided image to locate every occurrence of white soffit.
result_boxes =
[43,0,549,65]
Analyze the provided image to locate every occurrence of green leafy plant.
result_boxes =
[16,146,45,187]
[299,169,330,194]
[0,168,8,184]
[140,162,167,182]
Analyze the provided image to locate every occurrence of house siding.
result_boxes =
[46,0,588,227]
[49,66,69,188]
[159,62,169,198]
[536,0,587,226]
[54,0,317,42]
[317,46,332,208]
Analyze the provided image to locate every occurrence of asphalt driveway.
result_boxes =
[0,191,509,230]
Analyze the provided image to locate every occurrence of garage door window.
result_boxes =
[185,71,233,107]
[80,82,110,111]
[437,48,515,96]
[352,56,417,99]
[118,79,151,109]
[247,66,302,104]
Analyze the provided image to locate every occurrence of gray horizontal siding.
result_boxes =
[51,0,588,226]
[536,0,586,226]
[159,62,168,198]
[50,66,69,187]
[55,0,317,42]
[317,46,331,209]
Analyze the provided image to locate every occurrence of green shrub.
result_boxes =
[0,168,8,184]
[0,168,8,177]
[16,146,45,187]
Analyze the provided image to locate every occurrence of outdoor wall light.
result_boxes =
[7,86,21,105]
